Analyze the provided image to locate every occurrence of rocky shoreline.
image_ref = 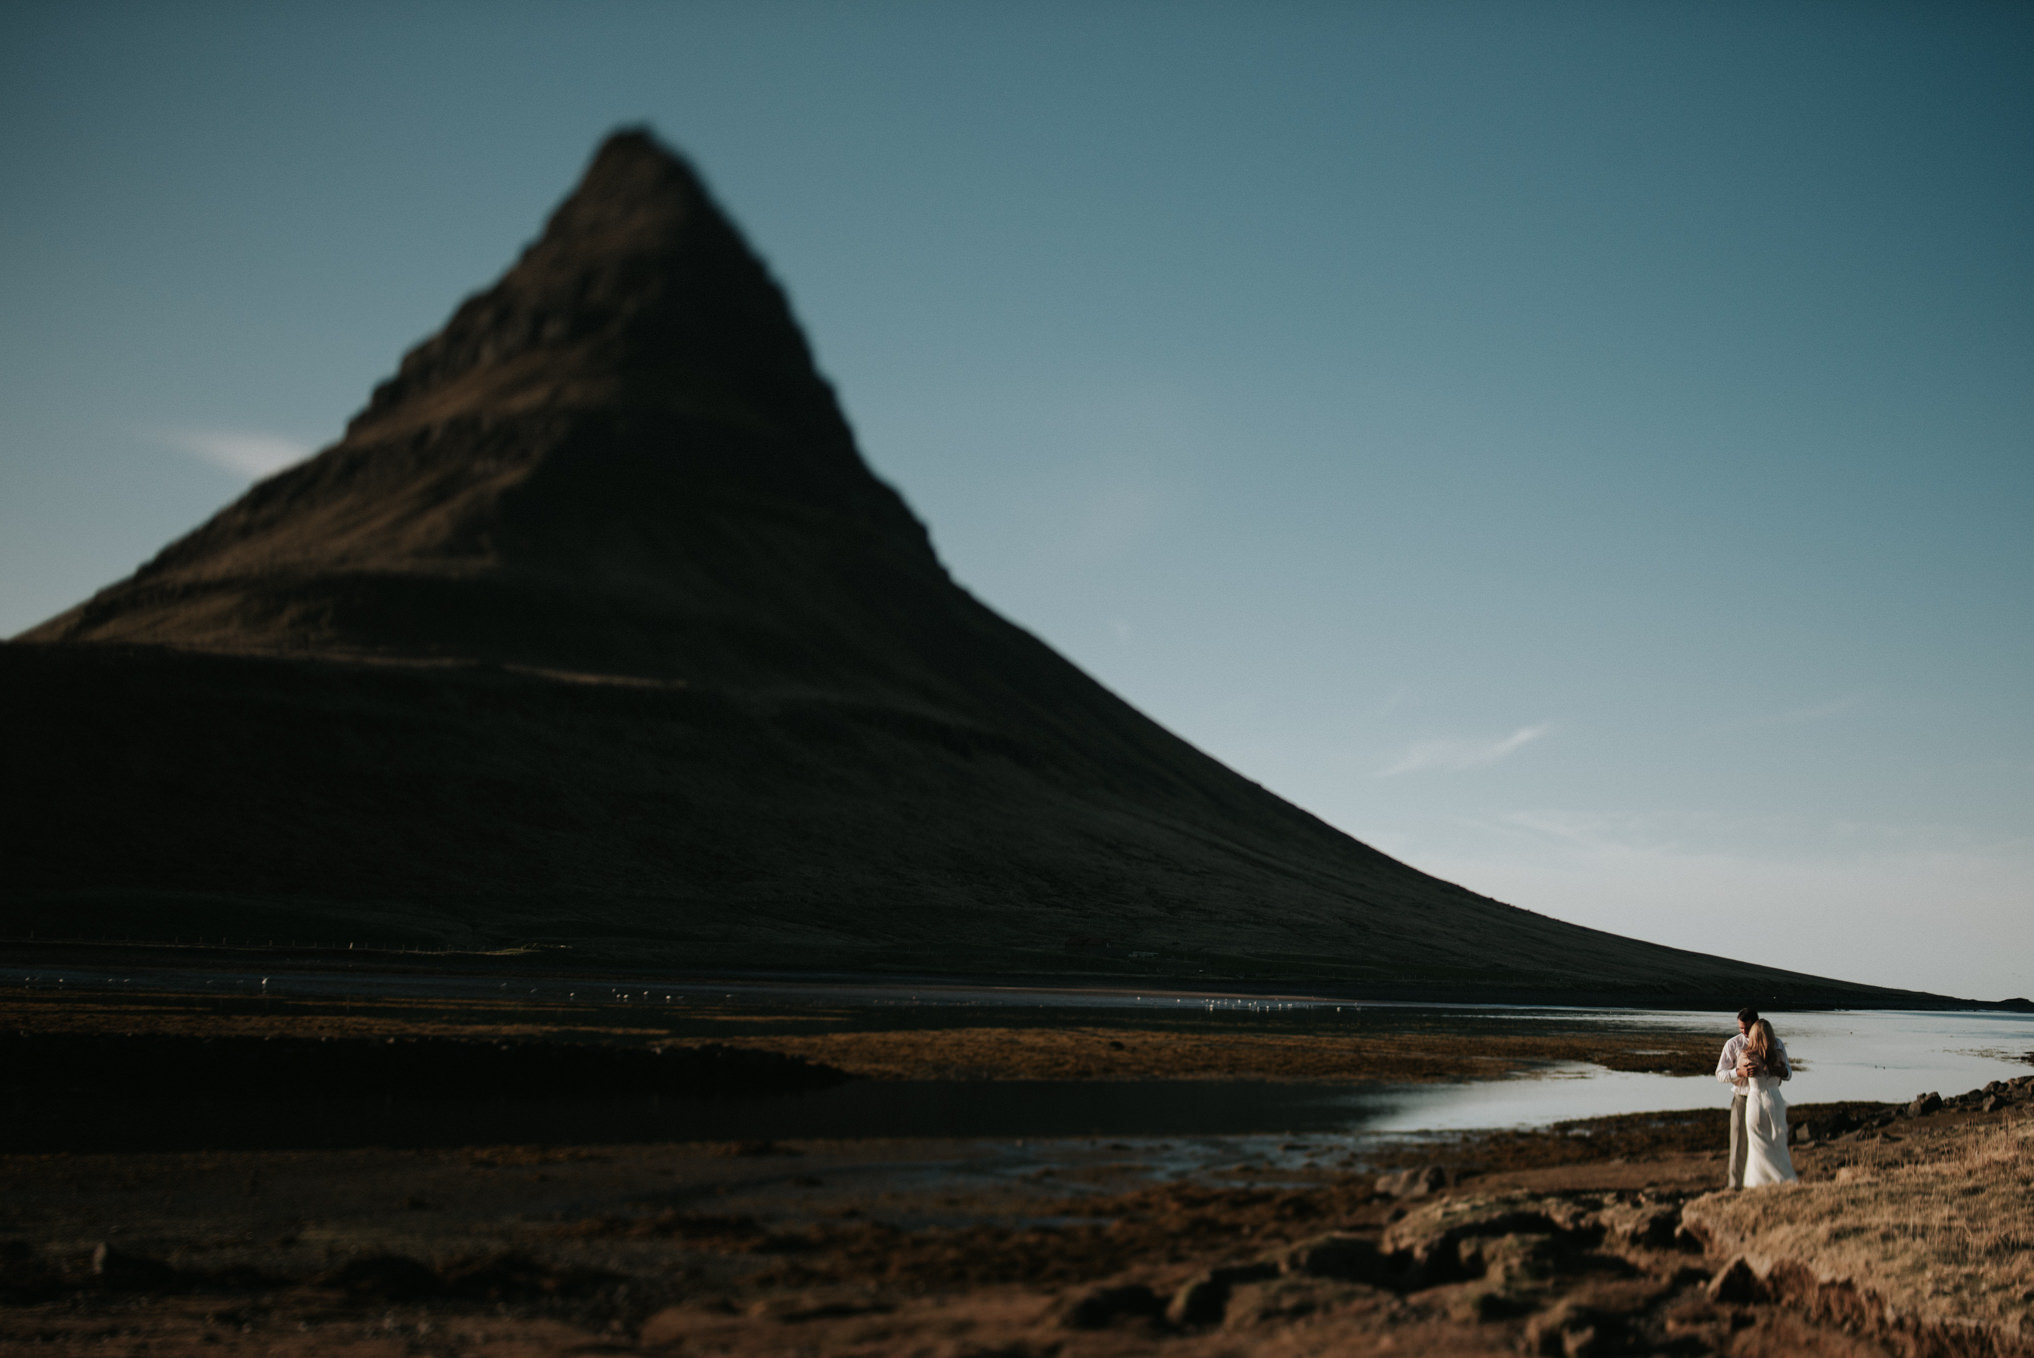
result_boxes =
[2,1075,2028,1356]
[4,986,2028,1354]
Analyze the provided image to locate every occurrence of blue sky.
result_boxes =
[4,2,2030,999]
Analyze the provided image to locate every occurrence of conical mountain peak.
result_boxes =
[20,128,935,675]
[6,133,1930,1009]
[347,128,843,448]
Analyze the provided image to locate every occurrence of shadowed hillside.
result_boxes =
[2,130,1944,1004]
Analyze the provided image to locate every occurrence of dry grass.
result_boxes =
[713,1025,1721,1082]
[1687,1111,2034,1335]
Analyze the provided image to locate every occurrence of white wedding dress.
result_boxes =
[1741,1074,1798,1186]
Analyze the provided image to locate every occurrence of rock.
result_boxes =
[1460,1232,1562,1290]
[1382,1195,1574,1288]
[1167,1274,1229,1328]
[1374,1165,1448,1198]
[89,1242,182,1291]
[0,1243,63,1306]
[1704,1255,1761,1305]
[1595,1199,1682,1250]
[321,1253,443,1300]
[1561,1324,1603,1357]
[1908,1091,1942,1116]
[1166,1263,1278,1327]
[638,1307,689,1348]
[1447,1285,1526,1322]
[1221,1276,1368,1328]
[1280,1234,1390,1283]
[1983,1095,2002,1112]
[1803,1109,1861,1141]
[439,1250,618,1301]
[1524,1301,1612,1356]
[1060,1282,1165,1329]
[747,1296,893,1323]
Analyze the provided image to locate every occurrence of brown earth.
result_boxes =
[7,1095,2030,1357]
[706,1024,1724,1082]
[0,988,1722,1083]
[4,988,2030,1356]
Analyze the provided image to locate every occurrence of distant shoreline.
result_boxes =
[2,938,2021,1011]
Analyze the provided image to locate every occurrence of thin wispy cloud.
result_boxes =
[1378,723,1550,777]
[158,428,312,478]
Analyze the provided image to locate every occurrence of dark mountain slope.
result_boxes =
[4,130,1936,1004]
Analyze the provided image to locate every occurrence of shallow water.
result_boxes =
[9,967,2029,1140]
[4,1080,1396,1155]
[1360,1007,2034,1132]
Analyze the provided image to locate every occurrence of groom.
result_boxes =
[1715,1005,1788,1189]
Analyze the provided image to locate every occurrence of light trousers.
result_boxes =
[1727,1090,1748,1189]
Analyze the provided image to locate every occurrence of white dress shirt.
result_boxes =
[1716,1032,1791,1087]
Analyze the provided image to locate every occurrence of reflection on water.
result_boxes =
[1363,1008,2034,1133]
[5,1080,1397,1155]
[8,963,2030,1141]
[15,1004,2027,1156]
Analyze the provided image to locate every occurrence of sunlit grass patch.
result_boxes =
[1689,1114,2034,1332]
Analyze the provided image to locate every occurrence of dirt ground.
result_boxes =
[11,1106,2028,1357]
[0,988,1724,1083]
[4,987,2029,1356]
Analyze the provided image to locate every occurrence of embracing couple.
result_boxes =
[1717,1005,1798,1189]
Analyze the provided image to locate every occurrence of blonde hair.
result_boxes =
[1746,1019,1776,1066]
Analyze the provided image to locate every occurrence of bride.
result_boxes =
[1737,1019,1798,1186]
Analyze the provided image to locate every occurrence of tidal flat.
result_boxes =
[0,981,1731,1080]
[3,982,2031,1355]
[0,986,1725,1151]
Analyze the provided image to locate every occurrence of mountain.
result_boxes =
[2,130,1936,1005]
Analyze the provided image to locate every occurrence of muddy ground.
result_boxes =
[0,986,1724,1085]
[15,1105,2022,1357]
[4,986,2026,1356]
